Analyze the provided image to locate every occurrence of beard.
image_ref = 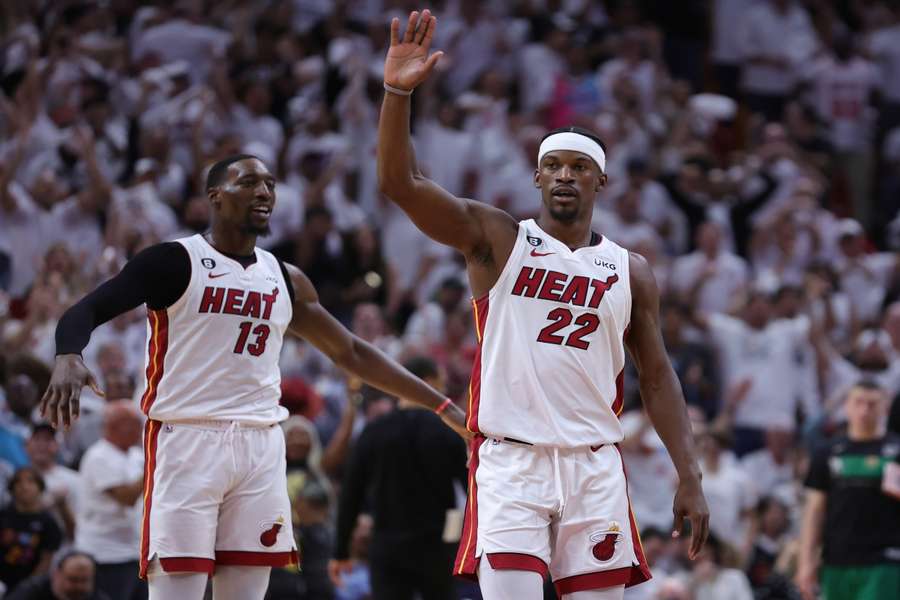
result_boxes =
[548,203,579,224]
[240,220,271,236]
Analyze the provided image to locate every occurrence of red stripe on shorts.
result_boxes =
[158,557,215,575]
[215,550,299,567]
[140,309,169,414]
[139,420,162,579]
[453,435,486,580]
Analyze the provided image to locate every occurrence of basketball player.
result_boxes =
[378,11,709,600]
[39,154,468,600]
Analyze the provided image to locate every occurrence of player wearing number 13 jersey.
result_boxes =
[41,154,467,600]
[379,10,710,599]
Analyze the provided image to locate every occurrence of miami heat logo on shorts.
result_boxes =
[589,521,622,562]
[259,516,285,547]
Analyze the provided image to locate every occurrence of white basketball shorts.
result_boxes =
[454,437,651,596]
[139,419,298,578]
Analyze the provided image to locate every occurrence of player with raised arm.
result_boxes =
[39,154,467,600]
[378,10,709,600]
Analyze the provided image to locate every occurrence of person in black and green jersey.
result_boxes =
[796,380,900,600]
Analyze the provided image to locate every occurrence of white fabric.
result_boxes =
[143,421,295,567]
[706,314,813,429]
[212,566,272,600]
[539,132,606,172]
[141,235,292,424]
[670,252,749,315]
[76,439,144,562]
[472,440,645,583]
[148,569,208,600]
[694,568,754,600]
[473,220,631,447]
[867,24,900,103]
[618,411,678,532]
[478,557,544,600]
[804,56,878,151]
[738,2,817,95]
[712,0,753,64]
[700,455,756,551]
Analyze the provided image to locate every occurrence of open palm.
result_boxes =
[384,9,444,91]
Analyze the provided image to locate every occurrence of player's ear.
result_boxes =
[596,173,607,191]
[533,169,541,188]
[207,188,221,209]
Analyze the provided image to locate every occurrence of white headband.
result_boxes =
[538,132,606,172]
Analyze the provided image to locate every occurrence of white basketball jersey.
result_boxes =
[467,220,632,447]
[139,235,292,424]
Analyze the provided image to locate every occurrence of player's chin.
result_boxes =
[548,203,579,224]
[241,221,272,236]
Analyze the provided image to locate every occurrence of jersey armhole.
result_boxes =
[482,222,527,301]
[277,259,296,304]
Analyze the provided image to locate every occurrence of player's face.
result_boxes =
[213,158,276,236]
[534,150,605,224]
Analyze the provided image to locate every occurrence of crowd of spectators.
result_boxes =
[1,0,899,599]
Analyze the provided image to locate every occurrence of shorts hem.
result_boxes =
[215,550,299,567]
[157,557,216,576]
[554,565,651,594]
[486,552,549,578]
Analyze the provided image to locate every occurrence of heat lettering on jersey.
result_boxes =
[511,266,618,309]
[199,286,279,319]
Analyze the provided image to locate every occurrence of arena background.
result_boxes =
[1,1,899,599]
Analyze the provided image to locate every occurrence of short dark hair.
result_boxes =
[205,154,260,192]
[9,466,46,494]
[403,356,439,381]
[541,125,607,154]
[53,550,97,572]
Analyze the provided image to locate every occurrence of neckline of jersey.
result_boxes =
[528,219,605,254]
[198,234,259,271]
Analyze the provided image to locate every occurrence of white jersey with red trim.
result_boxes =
[139,234,292,424]
[467,219,632,447]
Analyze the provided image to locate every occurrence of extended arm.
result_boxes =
[41,243,190,428]
[377,10,516,259]
[625,252,709,558]
[285,264,468,437]
[105,478,144,506]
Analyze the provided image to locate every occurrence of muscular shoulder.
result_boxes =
[466,201,518,264]
[628,251,658,301]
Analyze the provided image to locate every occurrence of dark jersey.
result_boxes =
[805,434,900,566]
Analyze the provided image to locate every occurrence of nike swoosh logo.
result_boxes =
[209,272,230,279]
[530,249,555,257]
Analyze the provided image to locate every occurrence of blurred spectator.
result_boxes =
[0,374,41,470]
[331,357,467,600]
[75,402,145,600]
[671,221,749,315]
[25,424,78,540]
[333,514,372,600]
[737,0,817,121]
[690,534,754,600]
[659,301,719,419]
[7,550,112,600]
[797,381,900,600]
[0,467,63,593]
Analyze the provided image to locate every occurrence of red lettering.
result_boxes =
[511,267,546,298]
[199,287,225,313]
[261,287,279,320]
[559,276,589,306]
[537,271,567,302]
[241,291,262,318]
[223,288,245,315]
[587,274,619,309]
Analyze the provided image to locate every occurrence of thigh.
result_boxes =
[475,440,555,566]
[142,422,226,577]
[215,426,297,568]
[550,446,649,595]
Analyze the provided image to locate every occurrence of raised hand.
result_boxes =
[384,9,444,92]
